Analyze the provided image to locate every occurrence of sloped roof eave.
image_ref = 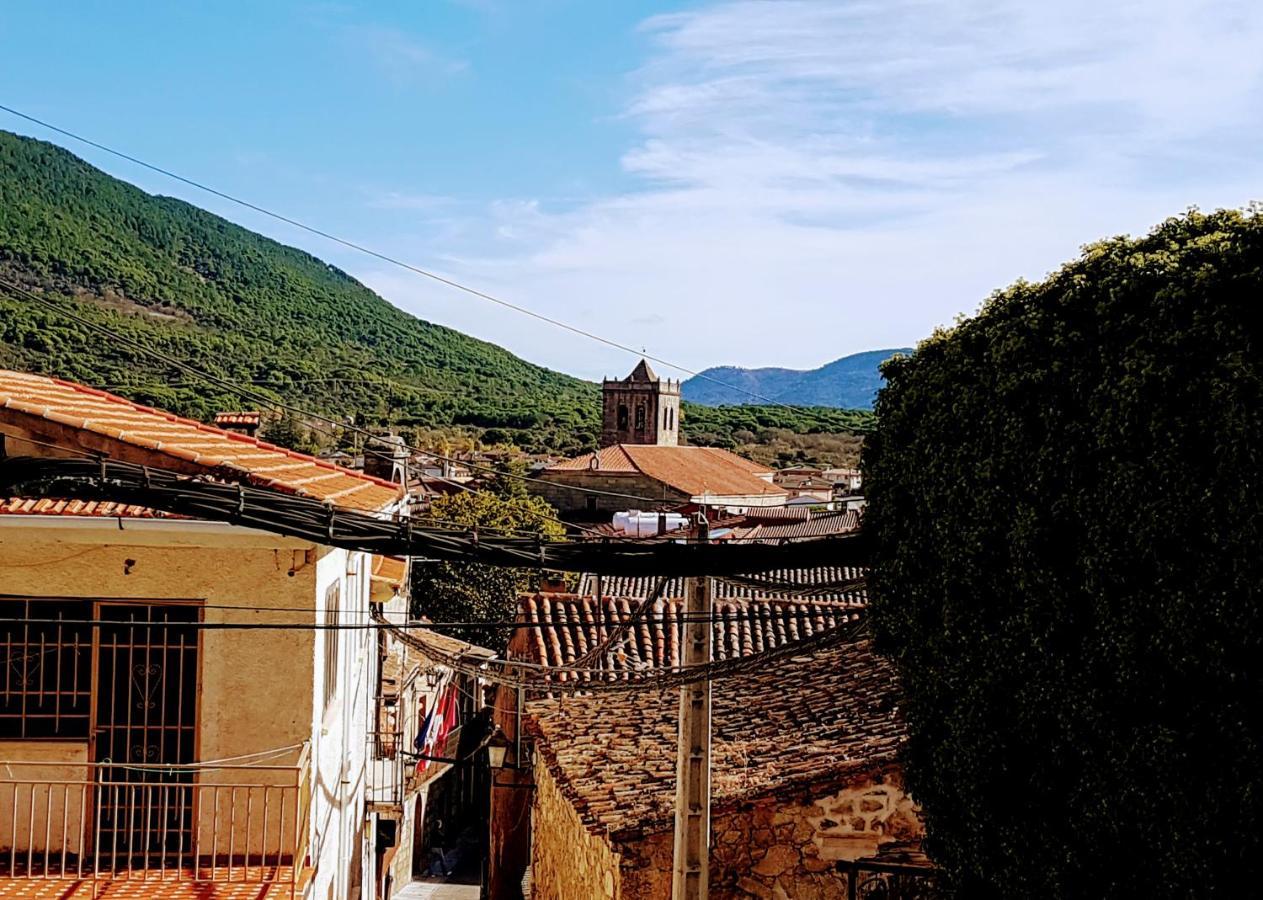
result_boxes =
[0,370,402,514]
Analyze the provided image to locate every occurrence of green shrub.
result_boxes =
[864,208,1263,897]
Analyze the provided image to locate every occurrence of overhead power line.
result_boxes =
[0,456,871,576]
[0,102,841,417]
[0,610,863,632]
[0,275,675,514]
[376,606,868,694]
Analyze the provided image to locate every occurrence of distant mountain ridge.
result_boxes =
[682,349,913,409]
[0,129,875,455]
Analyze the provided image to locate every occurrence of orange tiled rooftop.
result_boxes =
[0,370,401,512]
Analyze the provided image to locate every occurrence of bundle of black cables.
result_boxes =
[0,456,870,576]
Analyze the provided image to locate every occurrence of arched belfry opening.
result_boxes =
[599,359,681,448]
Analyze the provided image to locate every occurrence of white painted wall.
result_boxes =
[308,546,375,900]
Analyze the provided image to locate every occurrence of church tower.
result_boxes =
[600,360,680,447]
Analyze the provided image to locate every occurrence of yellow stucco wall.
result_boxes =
[0,742,88,854]
[0,521,322,861]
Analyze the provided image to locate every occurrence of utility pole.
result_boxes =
[672,514,712,900]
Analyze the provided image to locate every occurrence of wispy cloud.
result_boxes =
[365,190,454,211]
[369,0,1263,380]
[341,23,469,84]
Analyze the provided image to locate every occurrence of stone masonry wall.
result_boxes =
[532,760,623,900]
[529,472,689,516]
[617,769,922,899]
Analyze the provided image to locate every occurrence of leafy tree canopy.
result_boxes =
[864,207,1263,897]
[411,463,565,652]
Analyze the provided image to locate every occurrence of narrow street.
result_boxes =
[393,880,482,900]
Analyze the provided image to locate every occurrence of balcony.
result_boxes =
[366,730,407,810]
[0,743,312,897]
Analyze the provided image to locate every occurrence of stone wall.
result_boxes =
[529,472,689,516]
[617,769,922,899]
[600,380,680,448]
[489,682,532,900]
[531,759,623,900]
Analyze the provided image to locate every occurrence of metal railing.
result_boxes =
[0,742,312,896]
[842,857,942,900]
[366,730,406,809]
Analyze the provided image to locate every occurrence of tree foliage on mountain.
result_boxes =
[411,462,565,652]
[864,208,1263,897]
[0,129,871,454]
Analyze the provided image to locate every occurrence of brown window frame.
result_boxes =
[0,597,95,740]
[322,581,341,712]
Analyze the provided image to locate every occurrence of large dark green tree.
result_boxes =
[864,208,1263,897]
[411,463,565,652]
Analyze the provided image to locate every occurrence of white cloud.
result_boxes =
[366,0,1263,381]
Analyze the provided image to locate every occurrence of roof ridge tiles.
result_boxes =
[1,370,402,514]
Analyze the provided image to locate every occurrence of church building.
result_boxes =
[531,361,786,517]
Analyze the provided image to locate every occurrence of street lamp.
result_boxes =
[486,727,510,771]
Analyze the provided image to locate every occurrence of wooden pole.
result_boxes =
[672,515,712,900]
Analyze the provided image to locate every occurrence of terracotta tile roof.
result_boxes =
[547,445,639,473]
[371,554,409,587]
[213,411,261,426]
[545,445,784,500]
[735,506,815,522]
[0,370,401,513]
[627,359,658,382]
[0,497,173,518]
[526,637,904,840]
[724,510,860,541]
[405,626,497,663]
[574,566,867,604]
[512,592,863,674]
[369,555,409,602]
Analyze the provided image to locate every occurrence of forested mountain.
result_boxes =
[683,349,913,409]
[0,130,871,455]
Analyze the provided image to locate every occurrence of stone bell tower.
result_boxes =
[600,360,680,448]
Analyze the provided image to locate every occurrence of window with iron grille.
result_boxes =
[0,598,94,739]
[323,581,341,712]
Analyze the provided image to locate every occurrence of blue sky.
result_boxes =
[3,1,1262,382]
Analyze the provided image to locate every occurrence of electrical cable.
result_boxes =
[377,605,868,694]
[7,424,599,545]
[568,575,672,669]
[0,610,865,631]
[0,102,851,419]
[0,274,683,517]
[0,273,666,512]
[0,456,871,576]
[96,743,305,772]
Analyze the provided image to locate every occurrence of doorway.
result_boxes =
[91,602,199,864]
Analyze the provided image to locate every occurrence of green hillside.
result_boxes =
[0,130,871,455]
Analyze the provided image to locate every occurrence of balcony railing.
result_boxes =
[0,743,312,896]
[366,730,407,809]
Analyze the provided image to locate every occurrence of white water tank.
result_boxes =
[612,510,688,537]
